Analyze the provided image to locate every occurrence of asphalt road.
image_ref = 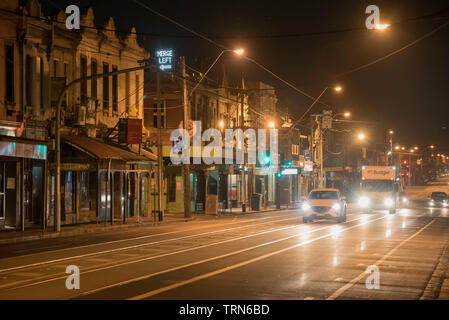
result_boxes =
[1,179,449,300]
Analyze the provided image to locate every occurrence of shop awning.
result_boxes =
[62,135,157,162]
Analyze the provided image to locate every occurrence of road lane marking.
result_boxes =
[126,216,387,300]
[0,211,299,259]
[3,220,331,291]
[0,214,302,274]
[70,216,376,299]
[326,219,436,300]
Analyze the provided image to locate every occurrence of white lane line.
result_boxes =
[326,219,436,300]
[0,214,301,274]
[126,216,387,300]
[1,211,299,258]
[14,218,365,292]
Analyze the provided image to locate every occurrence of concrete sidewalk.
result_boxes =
[0,208,293,245]
[0,213,197,245]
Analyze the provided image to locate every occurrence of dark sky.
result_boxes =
[41,0,449,151]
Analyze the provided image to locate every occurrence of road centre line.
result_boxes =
[326,218,436,300]
[1,211,298,258]
[0,213,302,274]
[73,215,379,299]
[8,216,368,292]
[126,215,388,300]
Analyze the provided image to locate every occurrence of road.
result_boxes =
[1,179,449,300]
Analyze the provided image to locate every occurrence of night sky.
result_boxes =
[40,0,449,150]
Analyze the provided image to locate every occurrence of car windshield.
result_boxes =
[361,180,393,192]
[309,191,338,200]
[431,192,447,199]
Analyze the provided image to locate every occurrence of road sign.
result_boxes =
[156,49,174,72]
[304,150,311,161]
[304,160,313,172]
[322,110,333,129]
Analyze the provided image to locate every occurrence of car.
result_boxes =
[429,192,448,207]
[399,192,409,208]
[301,189,347,224]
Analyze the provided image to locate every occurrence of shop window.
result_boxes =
[80,172,89,211]
[168,175,177,203]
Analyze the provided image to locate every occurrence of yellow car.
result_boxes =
[302,189,347,224]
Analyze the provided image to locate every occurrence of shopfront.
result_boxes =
[0,137,47,231]
[48,135,156,226]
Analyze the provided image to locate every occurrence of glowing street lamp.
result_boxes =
[375,24,390,30]
[358,133,366,141]
[268,121,275,129]
[219,120,224,128]
[395,146,400,151]
[334,86,343,92]
[344,112,351,118]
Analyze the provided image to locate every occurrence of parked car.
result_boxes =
[301,189,347,224]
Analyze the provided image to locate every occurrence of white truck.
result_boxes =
[358,166,399,214]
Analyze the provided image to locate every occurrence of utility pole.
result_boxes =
[240,80,246,213]
[156,71,164,222]
[319,117,324,188]
[181,56,191,218]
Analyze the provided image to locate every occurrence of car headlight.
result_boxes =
[302,203,311,211]
[359,197,369,207]
[332,203,341,211]
[430,200,434,206]
[402,198,409,203]
[384,198,394,207]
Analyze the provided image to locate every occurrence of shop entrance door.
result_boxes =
[4,161,17,228]
[99,172,111,223]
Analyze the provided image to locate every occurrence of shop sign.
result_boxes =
[119,118,142,145]
[304,160,313,172]
[60,163,90,171]
[0,141,47,160]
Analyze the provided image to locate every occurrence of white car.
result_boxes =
[302,189,347,224]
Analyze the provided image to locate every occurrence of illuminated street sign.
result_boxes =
[156,49,174,71]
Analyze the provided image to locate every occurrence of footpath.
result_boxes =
[0,207,291,245]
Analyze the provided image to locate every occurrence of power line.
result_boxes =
[335,20,449,78]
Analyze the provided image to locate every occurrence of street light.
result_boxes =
[268,121,275,129]
[375,24,390,30]
[358,133,366,141]
[189,48,244,96]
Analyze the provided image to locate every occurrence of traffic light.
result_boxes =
[277,172,282,178]
[264,156,271,165]
[285,160,292,166]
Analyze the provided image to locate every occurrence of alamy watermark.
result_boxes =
[365,265,380,290]
[170,121,279,166]
[65,265,80,290]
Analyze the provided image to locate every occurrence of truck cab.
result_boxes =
[358,166,399,214]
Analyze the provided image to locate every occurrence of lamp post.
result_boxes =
[189,49,244,97]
